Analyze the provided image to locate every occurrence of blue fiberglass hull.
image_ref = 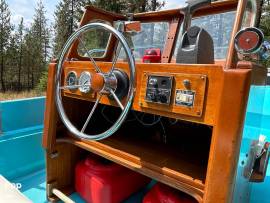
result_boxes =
[0,97,150,202]
[0,86,269,202]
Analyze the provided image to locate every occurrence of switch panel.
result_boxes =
[145,75,173,105]
[140,72,207,118]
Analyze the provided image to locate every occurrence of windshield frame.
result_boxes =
[66,1,259,65]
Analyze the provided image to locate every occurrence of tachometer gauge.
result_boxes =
[66,71,78,90]
[78,71,92,93]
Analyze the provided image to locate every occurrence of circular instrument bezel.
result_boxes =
[66,71,78,90]
[234,27,264,54]
[78,71,92,94]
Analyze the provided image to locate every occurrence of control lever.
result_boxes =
[180,0,211,34]
[244,135,270,182]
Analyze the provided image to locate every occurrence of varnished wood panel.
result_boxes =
[46,143,86,200]
[63,68,96,99]
[63,62,223,125]
[237,61,267,85]
[162,18,181,63]
[58,137,205,203]
[43,63,58,149]
[203,68,251,203]
[132,0,237,22]
[225,0,248,69]
[139,72,207,117]
[42,1,260,203]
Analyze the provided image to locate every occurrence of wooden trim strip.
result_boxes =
[225,0,248,69]
[162,17,182,63]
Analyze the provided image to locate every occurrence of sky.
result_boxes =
[6,0,186,28]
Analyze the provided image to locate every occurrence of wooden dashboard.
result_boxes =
[42,1,267,203]
[63,61,223,126]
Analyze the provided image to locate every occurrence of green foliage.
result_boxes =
[2,0,270,96]
[35,70,48,93]
[260,0,270,67]
[91,0,165,13]
[53,0,92,58]
[0,0,12,92]
[53,0,165,58]
[0,0,50,93]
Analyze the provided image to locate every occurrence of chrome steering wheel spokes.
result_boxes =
[55,22,135,141]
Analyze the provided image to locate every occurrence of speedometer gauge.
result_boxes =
[78,71,91,93]
[66,71,77,90]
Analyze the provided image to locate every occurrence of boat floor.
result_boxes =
[12,170,153,203]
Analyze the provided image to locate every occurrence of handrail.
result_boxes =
[225,0,263,69]
[225,0,248,69]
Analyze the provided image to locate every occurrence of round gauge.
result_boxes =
[78,71,92,93]
[66,71,77,90]
[235,27,264,54]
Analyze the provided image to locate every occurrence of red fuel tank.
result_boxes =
[75,155,151,203]
[143,183,197,203]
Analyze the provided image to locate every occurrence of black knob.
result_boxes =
[159,93,168,103]
[147,92,157,101]
[149,78,158,87]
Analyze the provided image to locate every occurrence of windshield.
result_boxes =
[117,22,169,61]
[191,11,236,59]
[173,11,236,60]
[80,11,236,62]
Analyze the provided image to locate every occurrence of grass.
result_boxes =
[0,91,45,101]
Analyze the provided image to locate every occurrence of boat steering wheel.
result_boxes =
[55,23,136,141]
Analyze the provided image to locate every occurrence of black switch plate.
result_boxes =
[145,75,173,105]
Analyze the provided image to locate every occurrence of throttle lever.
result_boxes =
[244,135,270,182]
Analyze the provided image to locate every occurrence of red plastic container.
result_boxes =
[75,155,151,203]
[143,183,197,203]
[142,48,161,63]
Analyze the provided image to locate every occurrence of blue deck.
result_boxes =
[0,97,152,202]
[0,86,270,203]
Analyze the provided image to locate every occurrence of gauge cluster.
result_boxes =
[65,71,92,94]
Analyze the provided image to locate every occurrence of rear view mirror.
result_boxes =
[124,21,141,33]
[186,0,211,13]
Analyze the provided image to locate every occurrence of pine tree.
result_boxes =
[53,0,92,57]
[31,0,50,64]
[91,0,164,13]
[0,0,12,92]
[22,0,50,90]
[23,30,34,90]
[15,18,24,91]
[53,0,164,58]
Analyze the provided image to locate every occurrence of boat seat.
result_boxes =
[0,175,32,203]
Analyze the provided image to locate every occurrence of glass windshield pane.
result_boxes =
[191,11,236,59]
[173,11,236,61]
[242,0,259,28]
[77,21,111,58]
[117,22,169,61]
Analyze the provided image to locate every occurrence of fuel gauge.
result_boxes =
[66,71,78,90]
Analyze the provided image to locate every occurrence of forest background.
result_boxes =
[0,0,269,100]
